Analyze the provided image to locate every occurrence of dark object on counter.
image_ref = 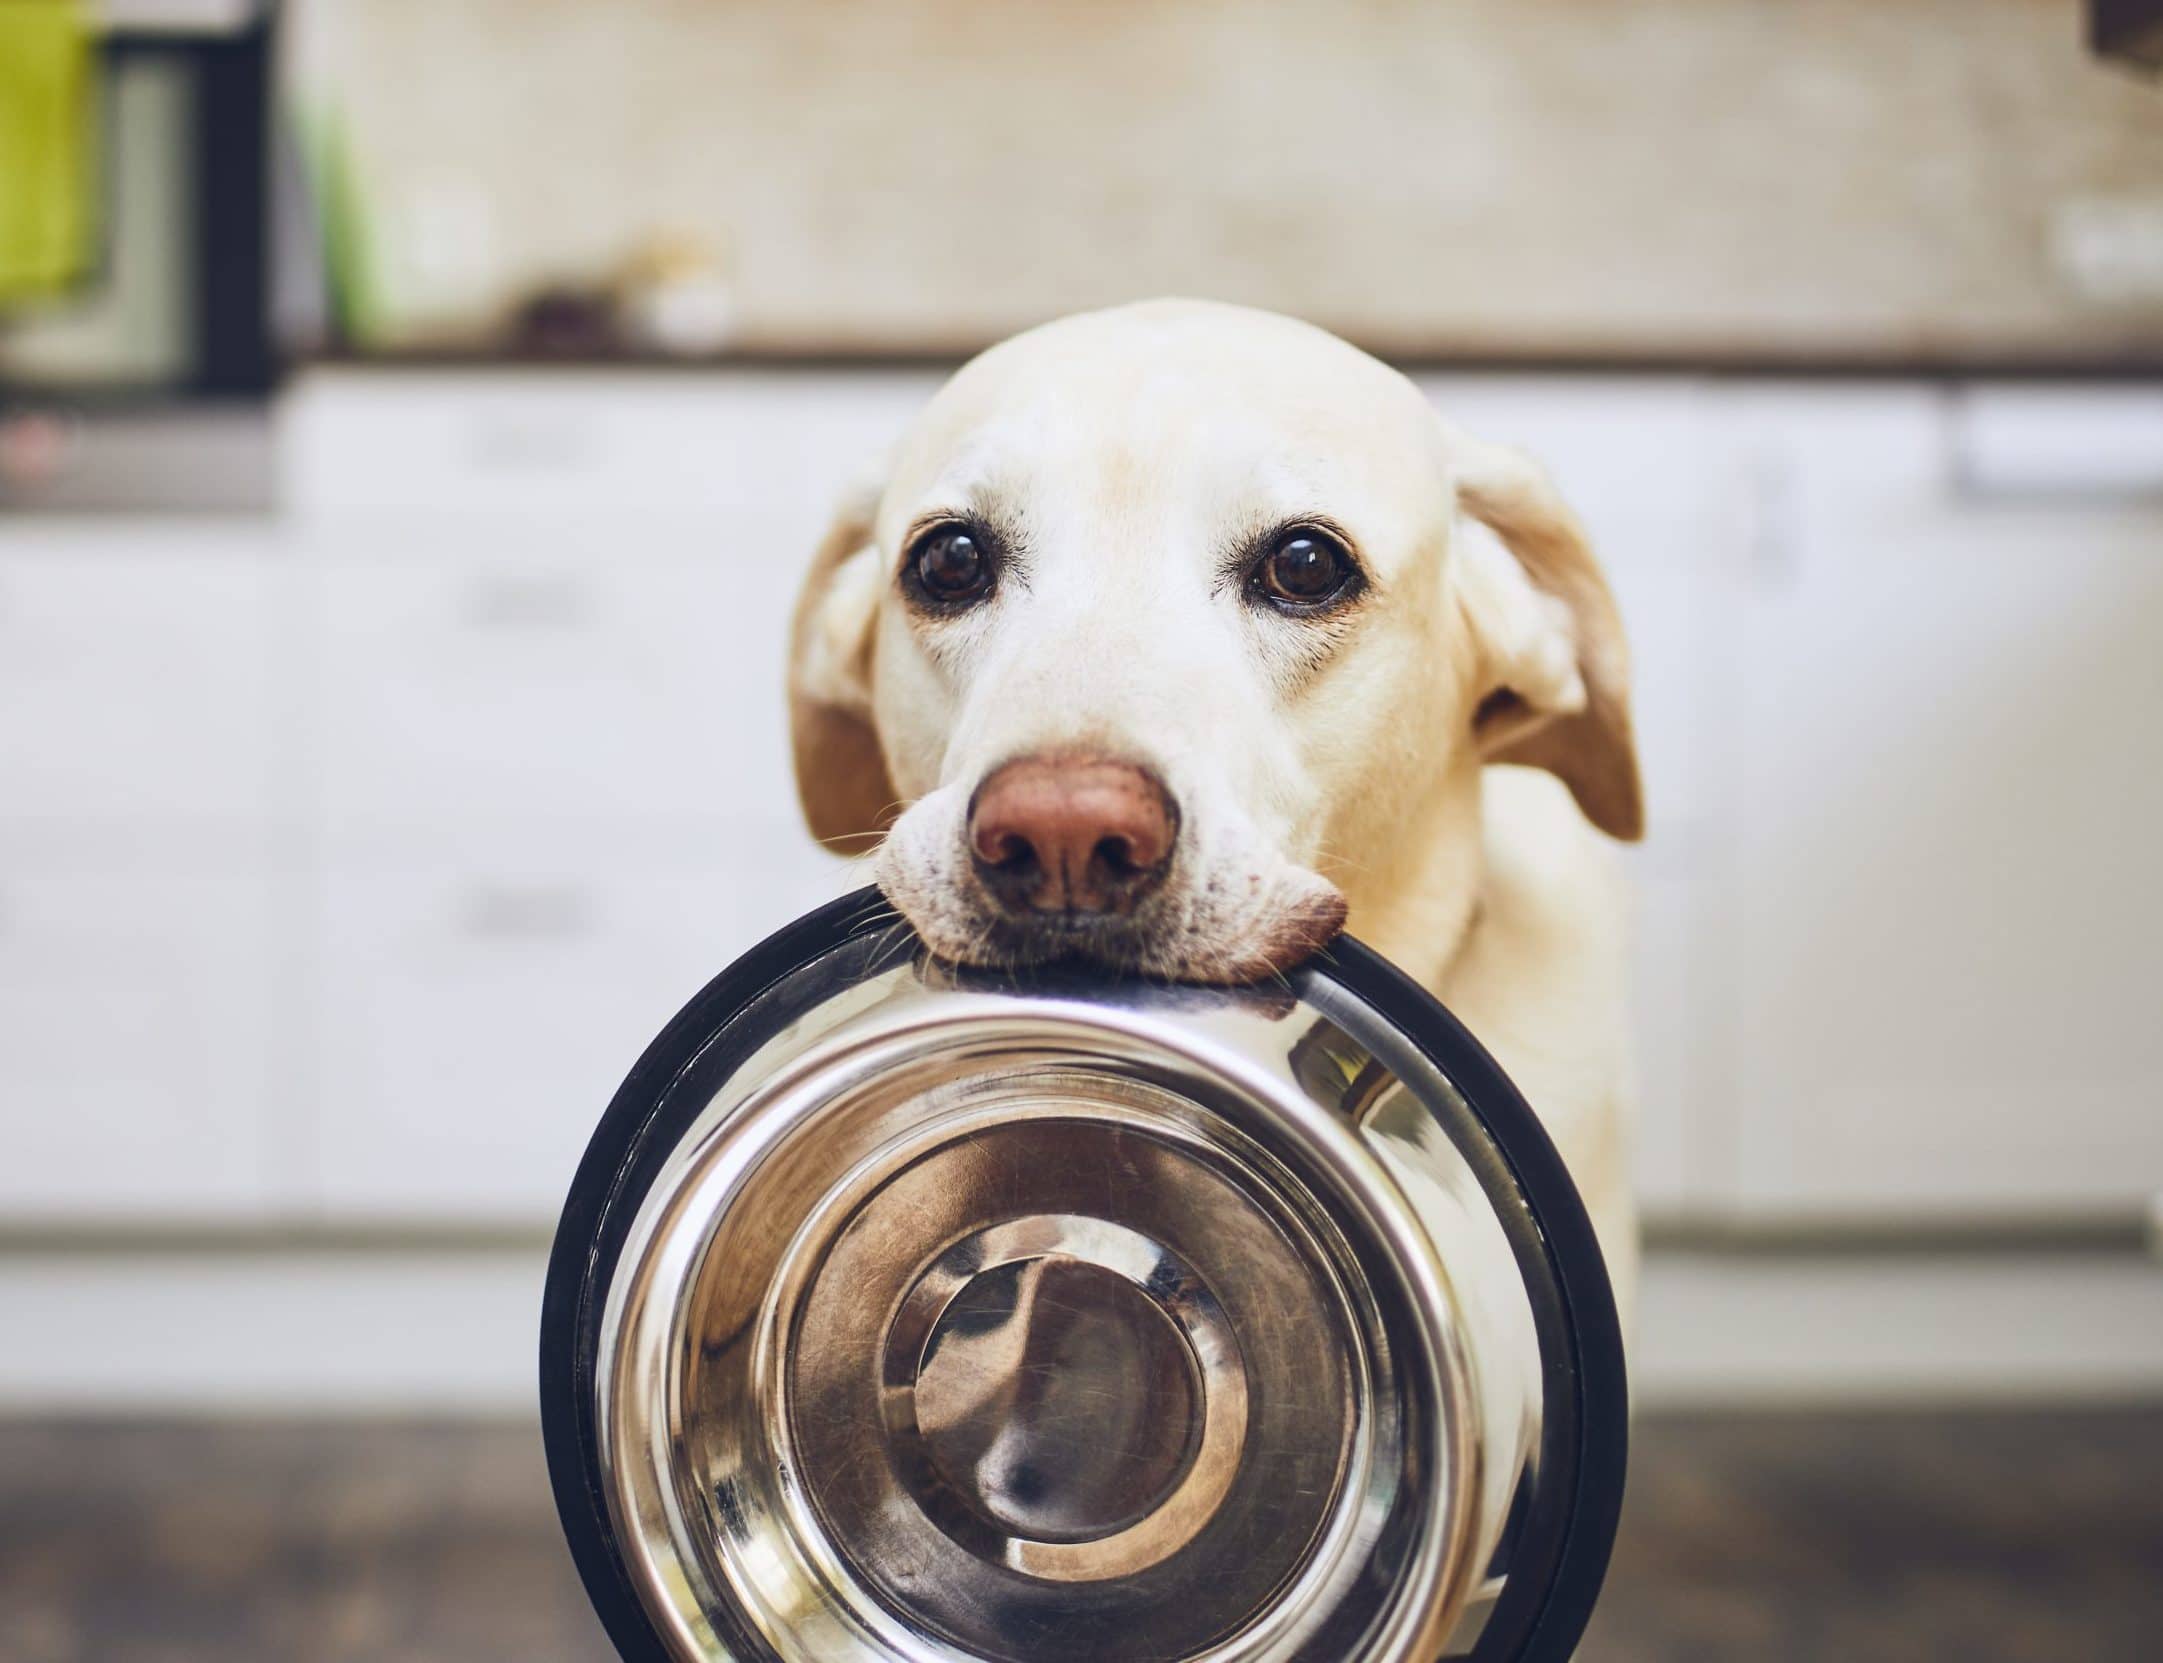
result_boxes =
[2093,0,2163,69]
[541,888,1627,1663]
[510,285,627,358]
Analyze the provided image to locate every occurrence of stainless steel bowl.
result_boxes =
[542,890,1625,1663]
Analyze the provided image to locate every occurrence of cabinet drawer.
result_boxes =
[0,535,281,856]
[309,856,850,1220]
[311,547,803,856]
[0,869,283,1222]
[284,371,940,517]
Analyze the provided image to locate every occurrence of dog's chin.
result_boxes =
[880,876,1350,986]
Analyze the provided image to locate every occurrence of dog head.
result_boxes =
[789,300,1640,982]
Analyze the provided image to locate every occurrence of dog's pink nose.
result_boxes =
[968,755,1178,918]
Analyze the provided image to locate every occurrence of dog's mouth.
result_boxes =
[885,871,1350,986]
[966,906,1162,969]
[871,782,1350,986]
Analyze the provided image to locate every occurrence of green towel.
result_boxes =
[0,0,94,304]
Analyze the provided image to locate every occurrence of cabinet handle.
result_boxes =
[1950,387,2163,503]
[457,883,594,940]
[458,572,594,631]
[463,412,598,473]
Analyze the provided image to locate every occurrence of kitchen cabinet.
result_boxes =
[297,514,846,1222]
[0,523,289,1222]
[0,528,284,861]
[308,856,844,1222]
[306,522,800,862]
[284,377,895,1222]
[4,371,2157,1235]
[1715,386,2163,1218]
[0,866,286,1221]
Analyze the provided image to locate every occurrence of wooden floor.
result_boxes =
[0,1409,2157,1661]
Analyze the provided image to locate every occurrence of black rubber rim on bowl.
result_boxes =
[540,887,1627,1663]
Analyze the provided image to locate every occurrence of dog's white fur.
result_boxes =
[788,299,1642,1321]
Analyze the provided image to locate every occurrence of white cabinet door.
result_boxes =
[309,529,801,862]
[0,869,283,1221]
[1720,386,2163,1218]
[0,527,282,860]
[310,853,849,1222]
[0,527,287,1224]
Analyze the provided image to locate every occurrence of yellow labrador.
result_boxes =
[788,298,1642,1320]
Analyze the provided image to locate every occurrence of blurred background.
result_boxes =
[3,1,2162,1658]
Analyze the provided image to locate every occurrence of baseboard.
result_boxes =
[0,1242,2159,1413]
[0,1242,549,1413]
[1635,1247,2163,1406]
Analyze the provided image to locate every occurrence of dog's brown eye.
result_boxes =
[910,526,994,606]
[1255,530,1357,609]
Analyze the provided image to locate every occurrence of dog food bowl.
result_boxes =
[542,889,1625,1663]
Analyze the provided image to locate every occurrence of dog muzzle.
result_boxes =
[542,888,1626,1663]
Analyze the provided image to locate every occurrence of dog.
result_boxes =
[786,298,1642,1325]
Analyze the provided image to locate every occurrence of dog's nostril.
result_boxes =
[987,831,1038,871]
[1093,834,1138,877]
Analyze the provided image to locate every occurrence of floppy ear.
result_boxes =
[788,476,900,856]
[1448,430,1644,841]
